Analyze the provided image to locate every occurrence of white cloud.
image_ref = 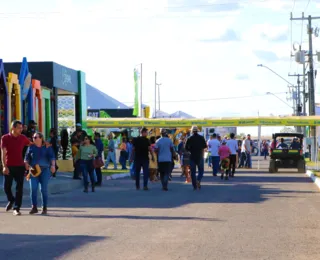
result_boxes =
[253,0,292,11]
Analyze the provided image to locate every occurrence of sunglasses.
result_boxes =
[33,136,41,139]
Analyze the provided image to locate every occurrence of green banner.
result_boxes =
[133,69,139,116]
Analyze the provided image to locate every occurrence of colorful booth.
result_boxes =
[0,59,8,134]
[7,72,21,123]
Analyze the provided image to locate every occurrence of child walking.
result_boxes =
[218,140,231,180]
[149,136,158,182]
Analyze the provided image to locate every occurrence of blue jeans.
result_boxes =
[134,159,149,188]
[30,167,50,208]
[190,158,204,188]
[211,156,220,175]
[119,151,127,169]
[245,152,252,168]
[208,155,212,167]
[80,160,95,189]
[105,151,117,169]
[158,162,171,189]
[262,149,268,159]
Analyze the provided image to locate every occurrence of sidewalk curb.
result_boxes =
[306,170,320,190]
[105,173,130,181]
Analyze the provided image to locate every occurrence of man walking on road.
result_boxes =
[130,127,154,191]
[185,126,207,190]
[227,133,238,177]
[155,129,175,191]
[1,120,31,216]
[244,134,252,168]
[104,133,117,170]
[207,133,220,176]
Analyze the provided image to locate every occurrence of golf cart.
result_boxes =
[269,133,305,173]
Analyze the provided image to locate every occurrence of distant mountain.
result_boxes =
[170,110,194,119]
[86,84,128,109]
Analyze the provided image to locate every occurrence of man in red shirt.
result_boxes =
[1,120,31,216]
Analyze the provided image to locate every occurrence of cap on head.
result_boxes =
[222,140,227,144]
[191,125,199,132]
[160,128,167,134]
[76,123,82,127]
[141,127,148,133]
[29,120,37,125]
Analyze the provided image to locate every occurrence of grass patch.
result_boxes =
[306,160,317,167]
[310,171,320,178]
[102,169,129,176]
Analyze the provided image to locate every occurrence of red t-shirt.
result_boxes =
[1,134,31,167]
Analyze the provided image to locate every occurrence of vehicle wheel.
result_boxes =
[253,147,258,156]
[297,160,306,173]
[269,159,276,173]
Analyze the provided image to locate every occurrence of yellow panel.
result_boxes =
[86,116,320,128]
[56,160,74,172]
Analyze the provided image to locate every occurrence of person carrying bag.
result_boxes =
[24,132,56,215]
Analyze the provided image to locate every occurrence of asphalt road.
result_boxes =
[0,158,320,260]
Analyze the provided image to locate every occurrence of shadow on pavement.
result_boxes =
[42,177,311,209]
[230,175,314,184]
[0,233,106,260]
[48,214,221,222]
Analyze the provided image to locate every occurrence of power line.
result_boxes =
[304,0,311,12]
[120,92,287,104]
[291,0,296,12]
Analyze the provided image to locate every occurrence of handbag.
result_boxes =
[93,157,104,168]
[26,147,43,181]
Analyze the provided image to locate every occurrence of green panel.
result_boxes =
[78,71,87,130]
[42,88,52,139]
[45,99,51,138]
[42,87,51,99]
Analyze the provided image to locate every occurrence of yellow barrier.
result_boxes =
[86,116,320,128]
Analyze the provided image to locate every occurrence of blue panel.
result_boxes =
[18,57,34,123]
[0,59,8,133]
[53,63,78,93]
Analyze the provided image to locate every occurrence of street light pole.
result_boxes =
[257,64,295,88]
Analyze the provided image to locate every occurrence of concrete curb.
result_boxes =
[306,170,320,190]
[105,173,130,181]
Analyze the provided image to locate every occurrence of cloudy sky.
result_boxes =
[1,0,320,135]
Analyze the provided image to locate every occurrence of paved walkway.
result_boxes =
[0,158,320,260]
[0,172,82,201]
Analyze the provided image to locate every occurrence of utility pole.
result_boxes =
[154,71,157,118]
[154,72,162,118]
[140,64,143,117]
[288,73,303,133]
[291,13,320,161]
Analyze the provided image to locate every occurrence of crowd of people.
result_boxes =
[1,118,263,216]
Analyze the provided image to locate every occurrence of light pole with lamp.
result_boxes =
[258,64,300,131]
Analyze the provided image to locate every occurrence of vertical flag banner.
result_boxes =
[133,69,139,116]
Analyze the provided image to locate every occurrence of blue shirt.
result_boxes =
[126,142,132,154]
[95,139,104,157]
[108,139,115,150]
[155,137,173,162]
[24,145,55,168]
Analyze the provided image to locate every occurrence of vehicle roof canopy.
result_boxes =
[272,133,304,138]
